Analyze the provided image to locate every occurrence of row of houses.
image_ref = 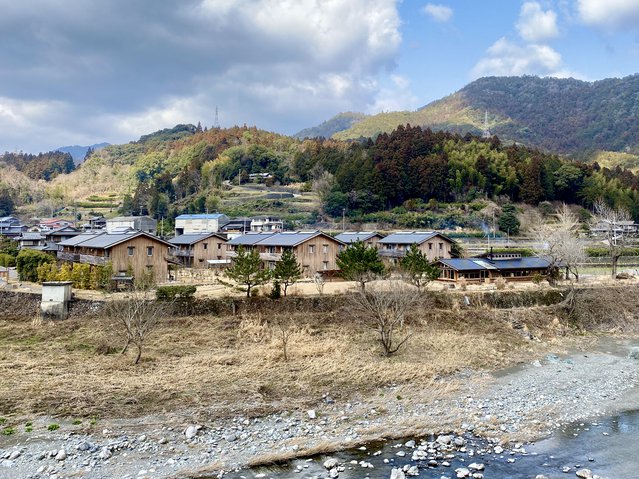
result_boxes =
[4,213,557,285]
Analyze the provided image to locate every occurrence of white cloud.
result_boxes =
[367,75,420,113]
[516,2,559,42]
[577,0,639,30]
[422,3,453,23]
[472,37,564,78]
[0,0,404,152]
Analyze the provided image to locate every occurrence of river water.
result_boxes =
[228,409,639,479]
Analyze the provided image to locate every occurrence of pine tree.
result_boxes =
[273,249,302,296]
[225,246,271,297]
[399,243,440,290]
[336,240,385,291]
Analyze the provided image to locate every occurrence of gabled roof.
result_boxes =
[108,216,156,222]
[227,232,276,246]
[59,231,172,249]
[46,226,80,234]
[335,231,382,244]
[175,214,229,220]
[379,231,452,245]
[19,232,45,240]
[169,232,227,246]
[256,231,331,247]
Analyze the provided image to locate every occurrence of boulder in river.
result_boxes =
[390,468,406,479]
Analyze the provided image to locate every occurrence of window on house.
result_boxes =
[439,242,443,250]
[308,245,315,254]
[323,261,328,270]
[147,246,154,256]
[127,246,135,256]
[323,244,328,254]
[203,243,208,250]
[428,243,433,250]
[218,243,222,250]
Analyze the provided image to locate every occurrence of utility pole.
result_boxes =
[342,208,346,232]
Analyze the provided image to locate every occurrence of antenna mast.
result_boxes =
[482,110,491,138]
[214,106,220,129]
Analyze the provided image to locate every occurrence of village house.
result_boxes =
[221,217,253,236]
[377,231,455,264]
[437,253,552,283]
[81,216,106,231]
[0,216,27,238]
[250,216,284,233]
[106,216,157,234]
[36,218,74,232]
[226,231,344,276]
[45,226,81,244]
[174,213,230,236]
[57,231,172,283]
[168,232,229,269]
[335,231,383,248]
[17,232,46,250]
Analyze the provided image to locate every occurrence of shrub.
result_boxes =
[0,252,16,267]
[156,285,197,301]
[47,423,60,431]
[2,427,15,435]
[16,249,55,282]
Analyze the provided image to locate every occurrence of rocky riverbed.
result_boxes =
[1,338,639,479]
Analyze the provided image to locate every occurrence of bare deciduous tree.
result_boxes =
[350,281,419,357]
[592,200,633,277]
[530,204,586,282]
[105,289,172,364]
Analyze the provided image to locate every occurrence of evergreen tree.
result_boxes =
[498,204,520,235]
[336,240,385,291]
[273,249,302,296]
[399,243,440,290]
[225,246,271,297]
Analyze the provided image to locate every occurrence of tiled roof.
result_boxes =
[169,233,226,245]
[379,231,441,245]
[438,257,551,272]
[175,214,228,220]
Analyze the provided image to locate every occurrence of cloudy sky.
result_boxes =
[1,0,638,153]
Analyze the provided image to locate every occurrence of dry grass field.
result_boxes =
[0,301,562,422]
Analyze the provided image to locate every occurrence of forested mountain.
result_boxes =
[79,123,639,222]
[293,112,368,139]
[57,143,110,165]
[0,151,75,180]
[303,74,639,158]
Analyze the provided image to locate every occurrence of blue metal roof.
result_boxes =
[175,214,228,220]
[439,257,551,272]
[335,232,380,243]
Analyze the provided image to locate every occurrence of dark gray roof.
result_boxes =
[77,231,172,249]
[19,232,45,240]
[489,257,552,270]
[227,232,276,246]
[256,231,322,247]
[58,232,105,247]
[379,231,448,245]
[335,232,380,243]
[169,233,226,245]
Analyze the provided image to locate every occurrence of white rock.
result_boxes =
[55,449,67,461]
[390,468,406,479]
[455,467,470,478]
[324,458,339,470]
[468,463,484,471]
[0,460,15,468]
[185,425,200,439]
[98,447,112,460]
[576,469,593,479]
[8,450,20,460]
[328,467,340,478]
[307,409,317,419]
[406,465,419,476]
[494,446,504,454]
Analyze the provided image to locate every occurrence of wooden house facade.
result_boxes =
[58,231,172,283]
[437,255,552,283]
[226,231,344,276]
[378,231,455,264]
[168,233,229,269]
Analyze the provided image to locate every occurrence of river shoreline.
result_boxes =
[1,336,639,479]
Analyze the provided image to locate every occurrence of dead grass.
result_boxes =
[0,304,573,421]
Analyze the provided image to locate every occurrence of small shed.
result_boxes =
[41,281,73,320]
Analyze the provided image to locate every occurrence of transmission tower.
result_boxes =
[482,110,491,138]
[214,106,220,129]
